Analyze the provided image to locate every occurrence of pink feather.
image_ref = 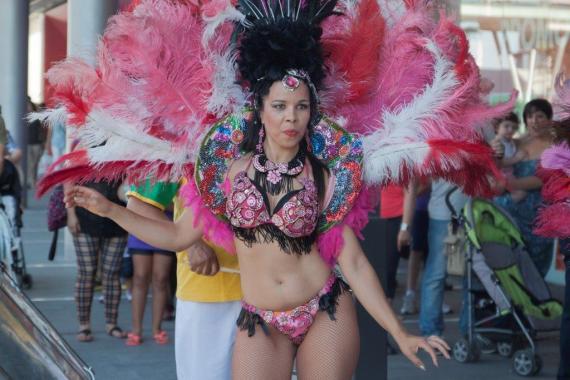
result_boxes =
[40,0,239,193]
[541,143,570,176]
[323,0,515,195]
[534,202,570,238]
[321,0,384,107]
[179,179,236,255]
[317,187,375,266]
[45,59,102,126]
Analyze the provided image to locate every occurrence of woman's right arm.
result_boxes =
[65,185,202,251]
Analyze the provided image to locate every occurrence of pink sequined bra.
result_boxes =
[225,167,320,254]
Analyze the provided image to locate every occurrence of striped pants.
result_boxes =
[73,233,127,325]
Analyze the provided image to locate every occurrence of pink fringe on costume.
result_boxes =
[317,187,375,267]
[179,180,236,255]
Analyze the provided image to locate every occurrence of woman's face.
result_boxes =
[259,80,311,152]
[526,110,550,137]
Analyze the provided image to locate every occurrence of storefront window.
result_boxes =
[455,0,570,119]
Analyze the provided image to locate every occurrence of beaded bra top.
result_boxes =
[195,111,363,250]
[225,160,319,254]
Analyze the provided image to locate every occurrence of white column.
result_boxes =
[64,0,119,261]
[67,0,119,62]
[0,0,29,192]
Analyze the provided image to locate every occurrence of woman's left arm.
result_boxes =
[337,225,450,370]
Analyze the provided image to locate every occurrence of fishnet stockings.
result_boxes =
[296,292,359,380]
[232,324,296,380]
[232,292,359,380]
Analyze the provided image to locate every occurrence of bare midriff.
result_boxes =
[235,239,331,310]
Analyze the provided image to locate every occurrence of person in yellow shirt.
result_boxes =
[127,179,241,380]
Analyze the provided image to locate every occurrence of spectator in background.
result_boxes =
[492,112,527,202]
[494,99,555,276]
[26,98,46,188]
[398,180,431,316]
[419,180,468,337]
[124,181,176,346]
[67,179,128,342]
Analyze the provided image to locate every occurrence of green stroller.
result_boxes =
[450,197,563,377]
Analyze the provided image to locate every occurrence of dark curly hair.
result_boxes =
[237,20,326,92]
[523,99,553,124]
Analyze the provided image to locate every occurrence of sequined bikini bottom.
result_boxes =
[236,273,349,345]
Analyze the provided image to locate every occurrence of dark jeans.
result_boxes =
[559,247,570,380]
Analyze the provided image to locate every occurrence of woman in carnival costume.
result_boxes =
[35,0,515,377]
[534,74,570,380]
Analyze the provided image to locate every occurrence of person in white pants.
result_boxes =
[127,181,242,380]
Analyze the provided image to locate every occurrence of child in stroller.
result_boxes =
[0,159,30,289]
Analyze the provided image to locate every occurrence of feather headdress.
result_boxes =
[38,0,513,200]
[35,0,244,196]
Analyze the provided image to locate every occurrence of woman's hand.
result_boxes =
[64,185,114,217]
[187,241,220,276]
[394,333,450,370]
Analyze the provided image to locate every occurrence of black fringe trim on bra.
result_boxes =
[236,277,351,340]
[254,170,298,196]
[232,224,317,255]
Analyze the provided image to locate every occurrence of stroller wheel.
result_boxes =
[497,341,514,358]
[532,355,542,376]
[513,349,540,377]
[453,338,480,363]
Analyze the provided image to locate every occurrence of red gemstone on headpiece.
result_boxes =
[285,76,299,89]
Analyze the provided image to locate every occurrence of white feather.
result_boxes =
[362,142,429,184]
[202,5,245,46]
[377,0,405,28]
[80,109,190,167]
[27,107,68,129]
[207,50,247,117]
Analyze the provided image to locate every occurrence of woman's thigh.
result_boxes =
[296,292,360,380]
[232,324,296,380]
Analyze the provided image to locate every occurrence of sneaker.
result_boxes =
[125,290,132,302]
[98,294,104,304]
[400,292,417,315]
[442,303,453,315]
